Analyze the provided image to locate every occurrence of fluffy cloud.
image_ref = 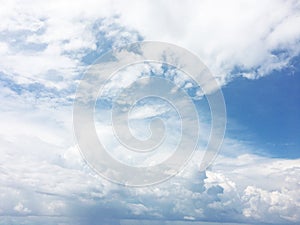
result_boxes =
[1,0,300,90]
[1,123,300,225]
[0,0,140,89]
[0,0,300,225]
[2,86,299,224]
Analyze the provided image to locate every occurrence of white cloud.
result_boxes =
[115,0,300,81]
[13,202,31,214]
[0,1,299,224]
[0,110,299,224]
[0,0,138,90]
[1,0,299,91]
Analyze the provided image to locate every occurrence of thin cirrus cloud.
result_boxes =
[0,0,300,225]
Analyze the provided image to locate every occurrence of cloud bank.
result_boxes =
[0,0,300,224]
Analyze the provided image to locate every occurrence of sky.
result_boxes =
[0,0,300,224]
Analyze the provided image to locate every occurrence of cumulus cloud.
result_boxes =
[0,0,140,89]
[115,0,300,81]
[1,125,299,225]
[0,0,300,225]
[0,88,298,224]
[1,0,300,90]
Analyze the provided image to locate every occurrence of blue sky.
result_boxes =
[224,57,300,158]
[0,0,300,225]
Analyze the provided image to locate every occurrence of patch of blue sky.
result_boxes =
[82,19,143,65]
[0,72,23,95]
[223,55,300,158]
[0,72,74,106]
[94,62,210,118]
[0,28,47,53]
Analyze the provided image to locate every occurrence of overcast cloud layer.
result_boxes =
[0,0,300,224]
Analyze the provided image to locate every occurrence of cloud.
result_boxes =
[115,0,300,81]
[0,0,299,224]
[0,109,299,225]
[13,202,31,214]
[1,0,300,91]
[0,0,140,90]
